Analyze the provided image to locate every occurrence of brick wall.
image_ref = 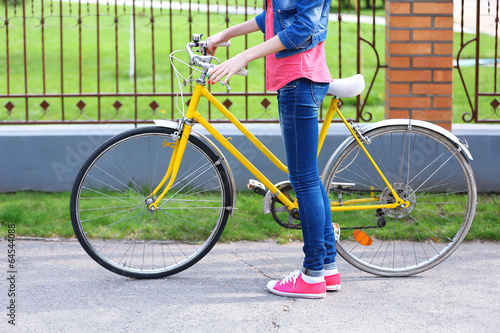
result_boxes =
[385,0,454,130]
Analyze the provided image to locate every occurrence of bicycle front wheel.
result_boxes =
[70,126,233,278]
[323,125,476,276]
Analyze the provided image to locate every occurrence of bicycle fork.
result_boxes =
[146,117,194,211]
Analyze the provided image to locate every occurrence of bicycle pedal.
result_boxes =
[247,179,267,196]
[333,223,340,241]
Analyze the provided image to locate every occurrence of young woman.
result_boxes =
[207,0,340,299]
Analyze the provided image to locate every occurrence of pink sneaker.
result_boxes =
[325,273,341,291]
[266,271,326,299]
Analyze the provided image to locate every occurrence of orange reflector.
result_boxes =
[353,230,373,246]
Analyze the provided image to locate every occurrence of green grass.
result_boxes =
[0,191,303,243]
[0,191,498,242]
[1,2,496,123]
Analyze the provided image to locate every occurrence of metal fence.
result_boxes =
[0,0,386,124]
[1,0,498,125]
[455,0,500,123]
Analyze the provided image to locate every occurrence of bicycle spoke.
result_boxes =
[85,208,145,235]
[71,128,231,278]
[104,150,145,197]
[325,125,475,276]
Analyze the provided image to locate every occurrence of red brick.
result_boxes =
[413,56,453,68]
[434,17,454,28]
[413,83,452,95]
[434,43,454,55]
[387,110,411,119]
[433,96,453,108]
[386,55,411,68]
[413,3,453,14]
[385,107,394,120]
[433,70,453,82]
[440,123,452,131]
[413,29,453,41]
[389,96,432,108]
[412,110,452,122]
[387,16,432,28]
[388,83,411,95]
[387,29,411,41]
[388,42,432,55]
[386,2,411,14]
[387,69,432,82]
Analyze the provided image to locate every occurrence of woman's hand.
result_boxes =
[206,32,229,56]
[207,53,249,85]
[205,19,262,84]
[208,35,285,85]
[206,31,241,85]
[205,18,283,85]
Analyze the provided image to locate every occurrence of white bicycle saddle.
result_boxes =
[327,74,365,98]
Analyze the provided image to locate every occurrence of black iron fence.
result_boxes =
[455,0,500,123]
[1,0,498,124]
[0,0,386,124]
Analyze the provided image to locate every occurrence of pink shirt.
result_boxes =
[265,0,332,91]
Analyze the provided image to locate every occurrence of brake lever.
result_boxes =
[206,69,232,92]
[210,56,221,64]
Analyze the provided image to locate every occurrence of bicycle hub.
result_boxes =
[145,197,156,211]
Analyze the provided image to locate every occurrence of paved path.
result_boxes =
[1,239,499,332]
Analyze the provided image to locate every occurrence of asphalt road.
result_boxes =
[2,239,499,332]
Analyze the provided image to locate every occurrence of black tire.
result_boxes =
[323,125,476,276]
[70,126,233,278]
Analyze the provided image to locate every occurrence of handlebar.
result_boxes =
[212,41,231,48]
[185,34,248,78]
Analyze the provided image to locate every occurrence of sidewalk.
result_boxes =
[3,239,499,332]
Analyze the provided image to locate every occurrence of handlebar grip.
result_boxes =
[235,68,248,77]
[214,41,231,47]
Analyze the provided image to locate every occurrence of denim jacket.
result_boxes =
[255,0,332,59]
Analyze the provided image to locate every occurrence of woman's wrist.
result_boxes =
[238,50,253,67]
[217,29,231,42]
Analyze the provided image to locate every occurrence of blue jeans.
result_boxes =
[277,78,337,277]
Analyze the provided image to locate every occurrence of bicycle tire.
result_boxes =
[70,126,233,278]
[322,125,476,277]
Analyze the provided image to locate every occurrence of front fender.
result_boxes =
[321,119,473,184]
[153,120,237,217]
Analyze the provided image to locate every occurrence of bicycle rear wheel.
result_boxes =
[323,125,476,276]
[70,126,233,278]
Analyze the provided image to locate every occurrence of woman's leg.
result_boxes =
[277,78,336,276]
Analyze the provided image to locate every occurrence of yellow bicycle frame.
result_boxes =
[148,83,409,213]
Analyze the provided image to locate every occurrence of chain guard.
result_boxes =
[270,183,302,229]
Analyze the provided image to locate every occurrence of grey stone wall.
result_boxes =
[0,123,498,192]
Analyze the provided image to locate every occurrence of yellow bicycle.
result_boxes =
[70,34,476,278]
